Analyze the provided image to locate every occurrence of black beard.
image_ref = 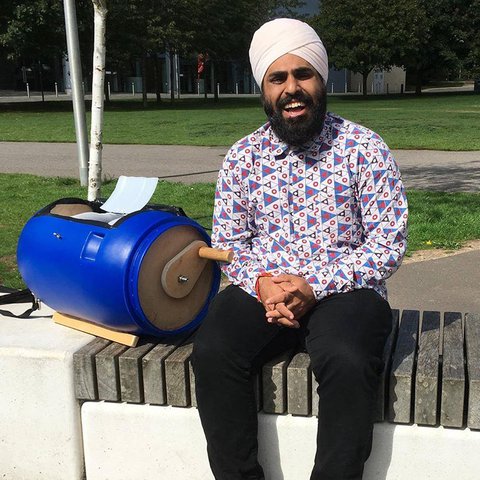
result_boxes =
[262,90,327,147]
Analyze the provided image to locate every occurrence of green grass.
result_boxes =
[1,173,480,289]
[1,92,479,150]
[406,190,480,252]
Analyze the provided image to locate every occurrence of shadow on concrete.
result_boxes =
[401,162,480,192]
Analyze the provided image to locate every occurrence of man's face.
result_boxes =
[261,53,327,147]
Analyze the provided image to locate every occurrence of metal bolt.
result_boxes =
[178,275,189,284]
[53,232,62,239]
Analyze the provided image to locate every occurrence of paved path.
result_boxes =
[1,140,479,313]
[1,141,479,191]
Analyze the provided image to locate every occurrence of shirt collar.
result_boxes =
[266,114,331,159]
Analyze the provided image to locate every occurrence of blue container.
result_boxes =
[17,198,220,337]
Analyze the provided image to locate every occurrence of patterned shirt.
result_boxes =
[212,112,408,301]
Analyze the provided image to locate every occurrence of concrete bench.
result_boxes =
[73,309,480,479]
[0,297,94,480]
[2,301,480,479]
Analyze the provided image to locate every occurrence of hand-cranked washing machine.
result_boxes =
[17,195,228,338]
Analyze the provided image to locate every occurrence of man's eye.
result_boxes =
[296,70,314,80]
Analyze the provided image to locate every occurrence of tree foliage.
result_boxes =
[396,0,472,92]
[313,0,419,94]
[1,0,477,96]
[313,0,477,93]
[0,0,65,61]
[460,0,480,78]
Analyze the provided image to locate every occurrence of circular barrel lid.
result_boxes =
[137,225,215,332]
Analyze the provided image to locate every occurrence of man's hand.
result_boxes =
[258,274,316,328]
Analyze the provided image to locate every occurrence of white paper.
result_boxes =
[100,176,159,214]
[72,211,124,224]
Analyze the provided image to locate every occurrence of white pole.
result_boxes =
[88,0,108,202]
[236,82,238,94]
[197,80,200,95]
[331,83,334,93]
[26,83,30,98]
[63,0,89,186]
[55,82,58,97]
[107,81,111,97]
[132,82,135,95]
[344,82,347,93]
[217,82,220,96]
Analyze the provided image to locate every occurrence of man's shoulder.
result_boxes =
[327,113,377,140]
[229,121,272,154]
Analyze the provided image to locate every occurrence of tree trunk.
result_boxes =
[169,50,175,102]
[141,53,148,108]
[362,72,368,97]
[415,68,423,95]
[154,55,162,103]
[38,60,45,102]
[204,59,208,99]
[212,60,218,102]
[88,0,107,202]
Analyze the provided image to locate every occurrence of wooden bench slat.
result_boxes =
[441,312,465,428]
[262,350,293,414]
[465,312,480,429]
[388,309,419,424]
[188,357,198,408]
[143,337,186,405]
[165,339,194,407]
[375,309,400,422]
[311,374,319,417]
[73,338,111,400]
[95,342,129,401]
[119,342,156,403]
[414,311,441,426]
[287,352,311,416]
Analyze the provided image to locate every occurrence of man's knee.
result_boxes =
[310,342,383,388]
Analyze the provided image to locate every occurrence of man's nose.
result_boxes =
[284,74,300,95]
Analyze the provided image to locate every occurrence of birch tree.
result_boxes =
[88,0,107,201]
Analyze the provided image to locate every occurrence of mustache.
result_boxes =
[276,91,314,110]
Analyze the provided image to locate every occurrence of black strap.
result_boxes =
[0,288,40,318]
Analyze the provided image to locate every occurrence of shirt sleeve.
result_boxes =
[304,138,409,301]
[211,147,265,298]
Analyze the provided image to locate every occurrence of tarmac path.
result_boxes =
[1,141,479,192]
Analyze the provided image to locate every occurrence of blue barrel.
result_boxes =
[17,198,220,337]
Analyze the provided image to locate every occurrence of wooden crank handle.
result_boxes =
[198,246,233,263]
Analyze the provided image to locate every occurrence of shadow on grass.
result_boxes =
[0,97,262,113]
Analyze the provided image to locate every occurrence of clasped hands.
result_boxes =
[257,274,316,329]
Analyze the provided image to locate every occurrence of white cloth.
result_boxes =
[249,18,329,90]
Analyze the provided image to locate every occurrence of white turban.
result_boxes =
[249,18,328,90]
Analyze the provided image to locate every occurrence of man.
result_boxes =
[192,18,408,480]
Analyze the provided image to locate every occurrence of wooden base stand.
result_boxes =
[53,312,139,347]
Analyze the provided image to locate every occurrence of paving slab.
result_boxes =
[387,249,480,313]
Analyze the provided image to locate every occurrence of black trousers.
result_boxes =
[192,286,392,480]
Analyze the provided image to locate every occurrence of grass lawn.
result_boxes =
[0,92,479,150]
[1,173,480,290]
